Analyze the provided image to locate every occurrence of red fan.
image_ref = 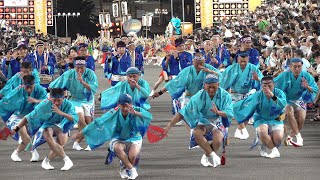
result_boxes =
[0,127,12,140]
[147,125,167,143]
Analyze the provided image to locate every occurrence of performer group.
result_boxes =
[1,1,320,179]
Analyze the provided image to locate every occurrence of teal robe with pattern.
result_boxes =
[101,78,151,110]
[274,71,318,103]
[25,98,78,150]
[179,88,234,128]
[233,88,287,127]
[165,64,221,99]
[82,106,152,150]
[25,99,78,135]
[0,69,40,97]
[0,84,47,122]
[49,69,98,106]
[220,63,263,93]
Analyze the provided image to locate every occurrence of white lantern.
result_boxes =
[112,3,119,17]
[147,15,152,27]
[121,1,128,15]
[142,15,147,26]
[99,14,105,26]
[105,14,111,24]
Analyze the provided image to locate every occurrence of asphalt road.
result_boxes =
[0,63,320,180]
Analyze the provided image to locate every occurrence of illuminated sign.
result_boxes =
[200,0,213,28]
[213,0,249,22]
[0,0,52,27]
[34,0,46,34]
[195,0,201,24]
[46,0,53,26]
[0,0,35,26]
[4,0,28,7]
[219,0,243,2]
[195,0,253,26]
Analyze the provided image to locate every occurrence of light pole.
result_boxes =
[56,12,80,37]
[182,0,185,35]
[171,0,173,18]
[54,14,58,37]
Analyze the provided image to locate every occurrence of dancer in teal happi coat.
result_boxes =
[101,67,150,111]
[79,94,152,180]
[220,51,263,140]
[152,50,221,126]
[12,88,78,171]
[0,75,47,162]
[233,76,287,158]
[164,74,233,168]
[274,58,318,147]
[49,56,98,151]
[0,62,40,98]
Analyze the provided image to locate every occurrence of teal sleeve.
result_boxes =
[233,92,260,124]
[165,67,190,99]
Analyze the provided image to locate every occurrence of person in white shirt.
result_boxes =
[294,49,311,72]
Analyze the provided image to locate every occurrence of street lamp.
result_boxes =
[171,0,173,18]
[54,12,81,37]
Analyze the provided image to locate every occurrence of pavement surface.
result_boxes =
[0,63,320,180]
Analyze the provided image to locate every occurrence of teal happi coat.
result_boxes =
[179,88,234,128]
[274,71,318,103]
[82,106,152,150]
[233,88,287,127]
[220,63,263,93]
[25,99,78,135]
[0,84,47,122]
[49,69,98,106]
[165,64,221,99]
[24,98,78,150]
[0,69,40,97]
[101,78,150,110]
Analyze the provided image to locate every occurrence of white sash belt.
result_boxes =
[111,74,127,82]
